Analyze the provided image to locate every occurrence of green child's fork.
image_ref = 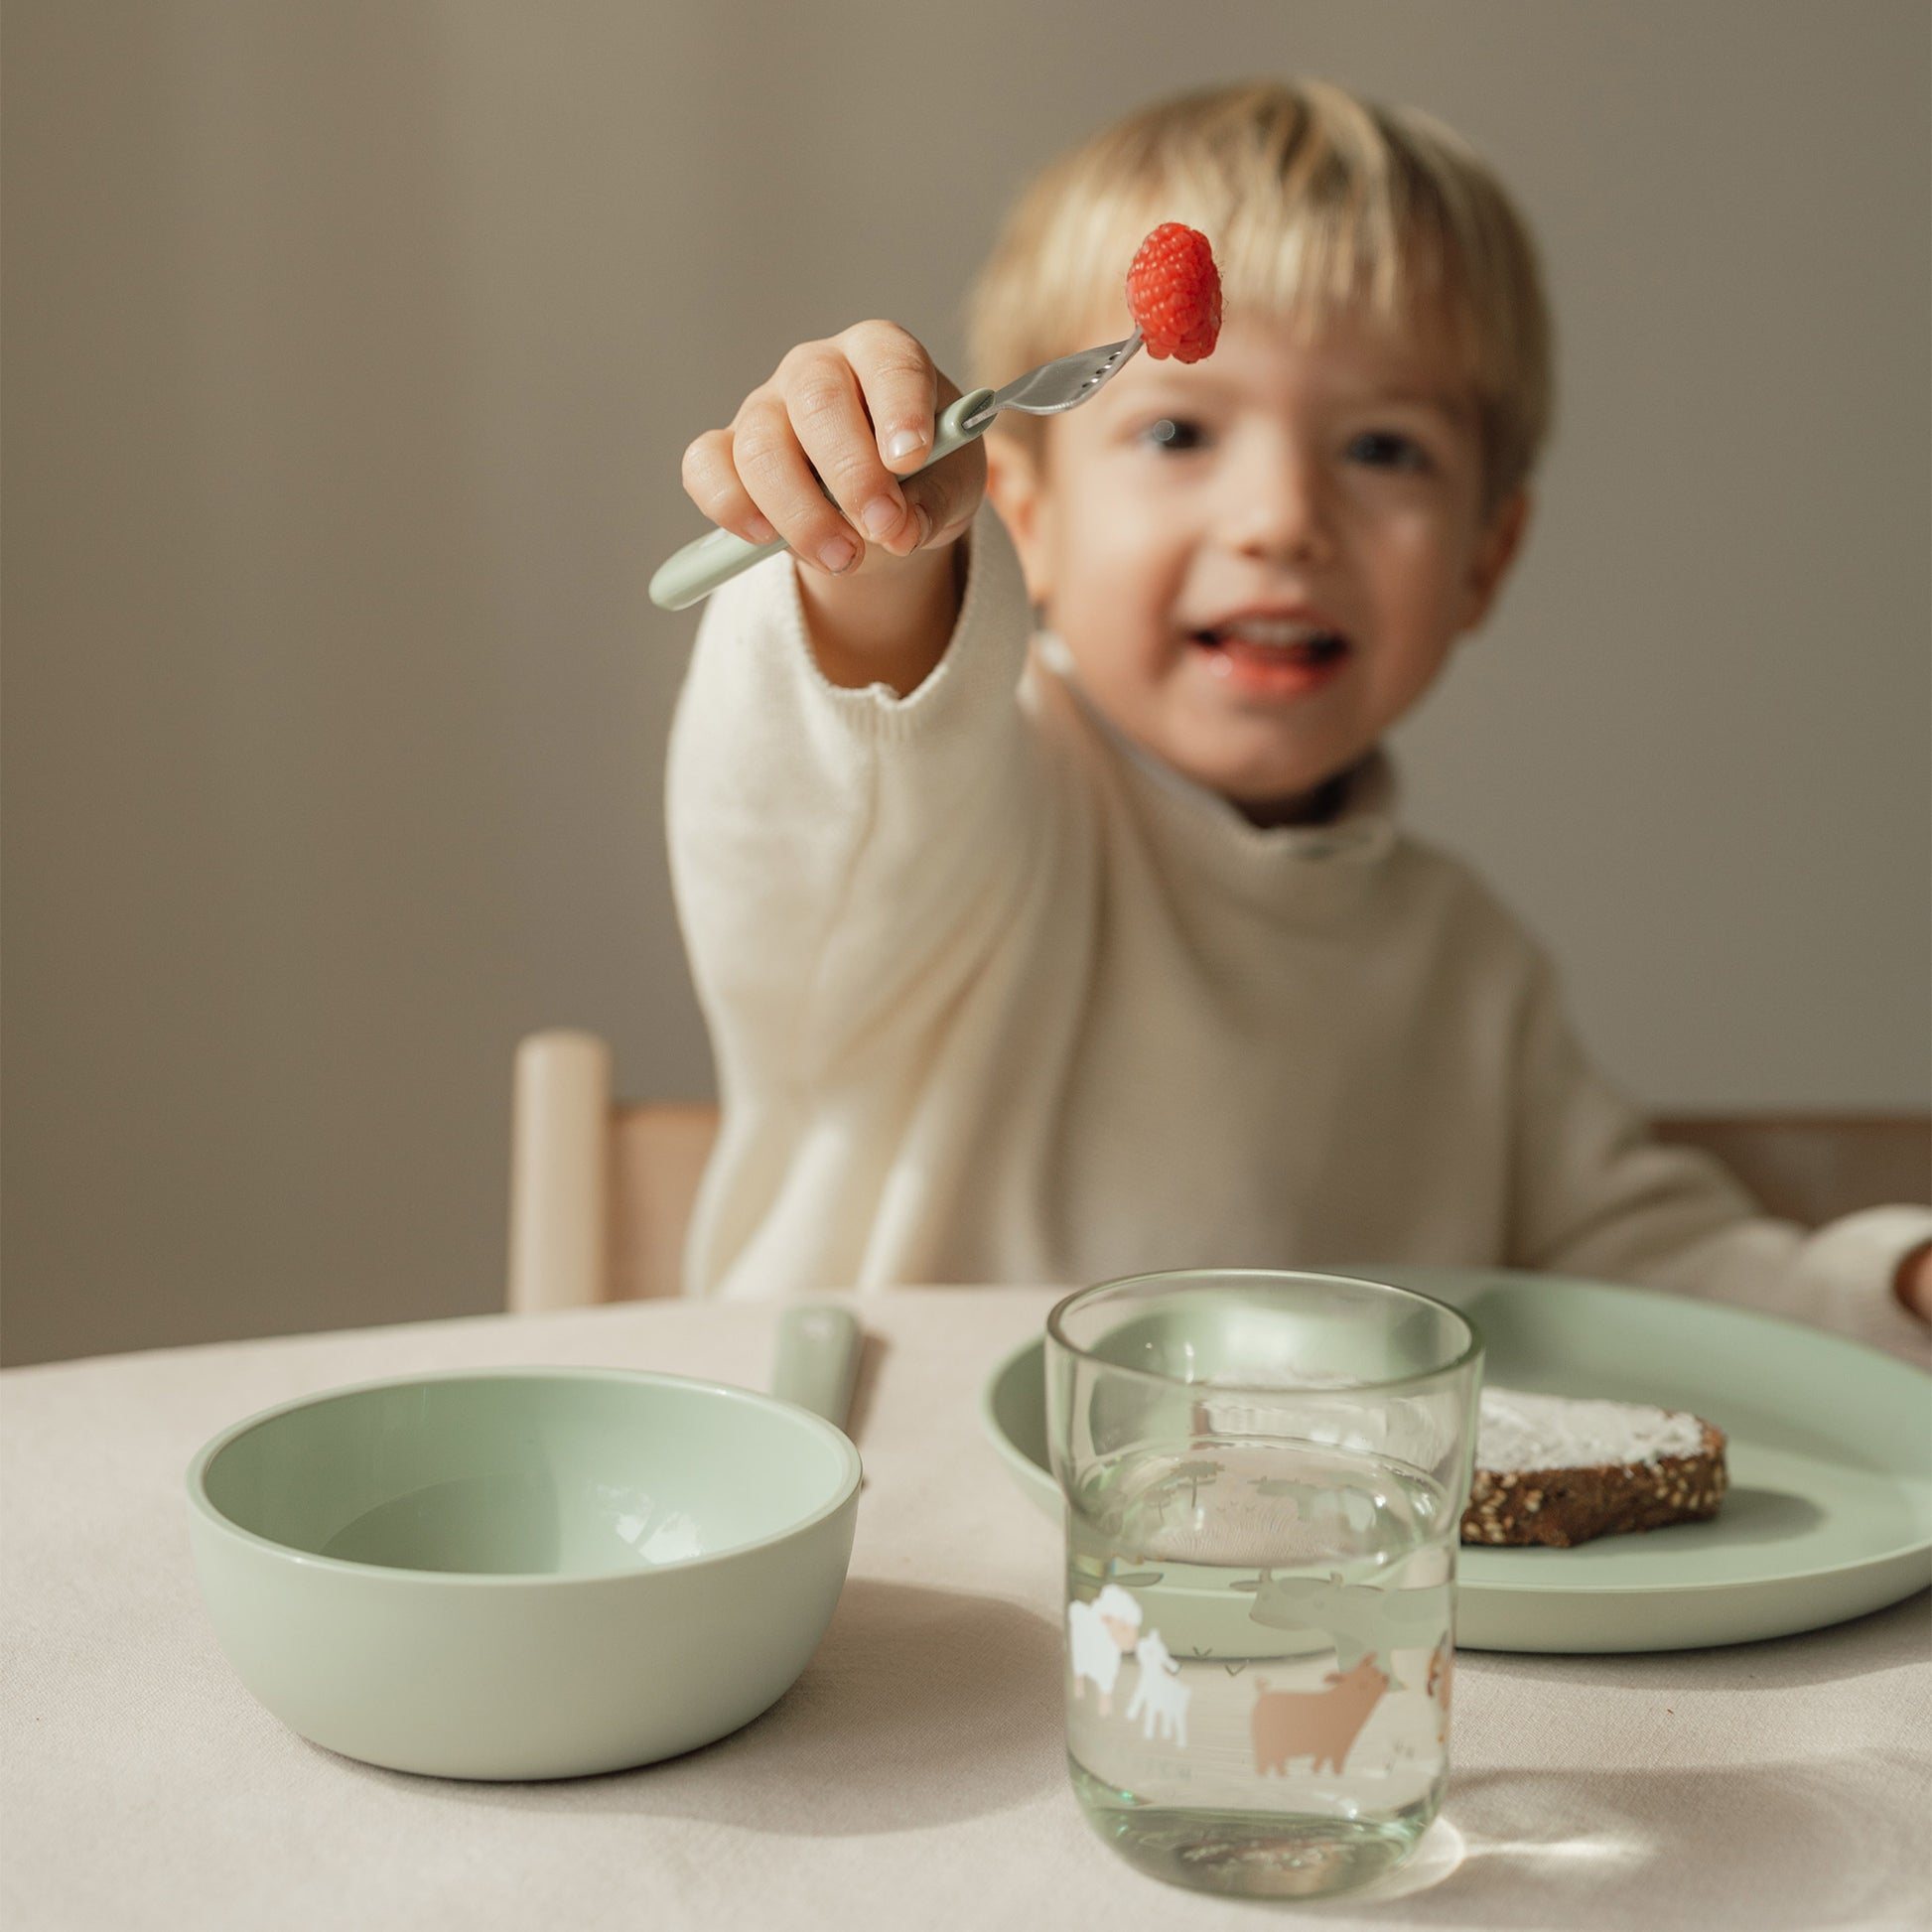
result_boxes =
[648,330,1144,611]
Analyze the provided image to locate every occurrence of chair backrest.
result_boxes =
[1651,1113,1930,1230]
[507,1030,720,1312]
[607,1101,720,1305]
[506,1030,1928,1310]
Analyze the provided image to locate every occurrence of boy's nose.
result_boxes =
[1224,453,1334,566]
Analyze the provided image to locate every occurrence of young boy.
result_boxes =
[667,78,1931,1338]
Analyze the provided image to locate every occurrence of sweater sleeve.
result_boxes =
[1506,947,1932,1359]
[664,500,1041,1100]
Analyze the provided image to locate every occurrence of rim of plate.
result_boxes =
[980,1331,1932,1588]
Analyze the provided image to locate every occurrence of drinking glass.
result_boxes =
[1046,1269,1482,1899]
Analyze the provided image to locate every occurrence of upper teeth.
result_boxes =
[1211,618,1329,647]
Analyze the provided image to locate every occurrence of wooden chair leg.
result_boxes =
[508,1030,613,1313]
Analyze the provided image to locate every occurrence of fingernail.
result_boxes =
[860,495,900,539]
[817,534,858,573]
[886,428,926,464]
[744,513,776,545]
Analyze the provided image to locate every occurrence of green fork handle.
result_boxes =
[648,387,996,612]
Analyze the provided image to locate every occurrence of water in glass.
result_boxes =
[1064,1437,1456,1898]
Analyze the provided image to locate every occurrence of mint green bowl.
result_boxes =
[186,1367,862,1780]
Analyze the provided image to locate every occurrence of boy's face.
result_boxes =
[987,309,1529,824]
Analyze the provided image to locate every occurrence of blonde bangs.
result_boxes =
[965,80,1552,504]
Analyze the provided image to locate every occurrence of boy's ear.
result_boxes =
[984,435,1055,611]
[1459,488,1532,632]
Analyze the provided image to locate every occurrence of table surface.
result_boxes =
[4,1288,1928,1932]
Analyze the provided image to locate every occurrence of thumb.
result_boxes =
[897,379,987,550]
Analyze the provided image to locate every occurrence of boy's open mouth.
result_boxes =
[1188,619,1351,677]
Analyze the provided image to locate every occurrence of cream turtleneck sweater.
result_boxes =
[665,505,1929,1346]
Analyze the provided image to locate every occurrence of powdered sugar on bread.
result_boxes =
[1477,1388,1707,1471]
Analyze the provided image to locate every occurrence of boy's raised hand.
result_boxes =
[680,323,986,693]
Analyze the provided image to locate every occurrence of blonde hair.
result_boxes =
[965,78,1553,507]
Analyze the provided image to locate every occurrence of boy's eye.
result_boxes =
[1346,430,1431,472]
[1140,417,1207,453]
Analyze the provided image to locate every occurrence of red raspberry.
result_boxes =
[1125,222,1222,362]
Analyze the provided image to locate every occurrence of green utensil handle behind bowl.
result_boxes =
[648,388,997,612]
[771,1304,862,1432]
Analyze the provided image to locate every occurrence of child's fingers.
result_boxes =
[838,320,939,478]
[679,427,780,550]
[836,321,942,559]
[833,322,986,555]
[723,386,869,577]
[681,325,965,575]
[773,344,925,566]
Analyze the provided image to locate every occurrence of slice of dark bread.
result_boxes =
[1460,1388,1727,1549]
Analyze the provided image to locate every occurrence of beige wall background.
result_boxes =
[5,1,1927,1365]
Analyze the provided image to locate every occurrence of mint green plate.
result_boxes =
[980,1268,1932,1653]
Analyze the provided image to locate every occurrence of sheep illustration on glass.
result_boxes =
[1065,1582,1141,1717]
[1123,1626,1190,1747]
[1066,1584,1195,1745]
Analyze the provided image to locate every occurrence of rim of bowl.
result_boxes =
[184,1365,864,1586]
[1044,1266,1485,1396]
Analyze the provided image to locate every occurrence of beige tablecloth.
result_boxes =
[3,1289,1928,1932]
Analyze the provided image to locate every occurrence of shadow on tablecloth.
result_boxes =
[359,1578,1064,1835]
